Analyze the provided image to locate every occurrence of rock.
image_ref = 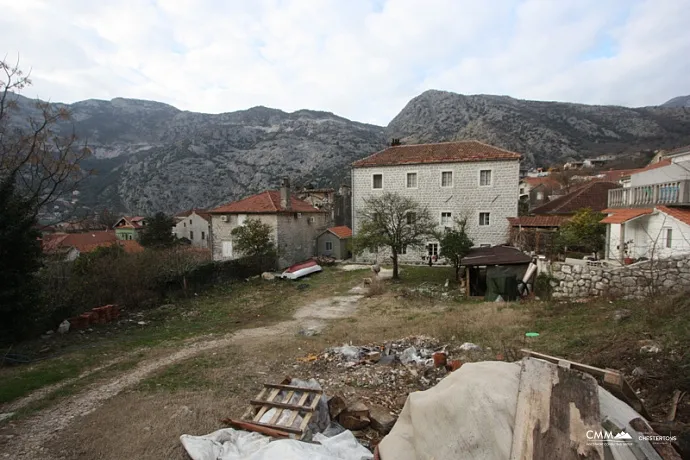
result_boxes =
[344,401,370,418]
[561,265,572,274]
[261,272,275,281]
[57,320,70,334]
[298,327,320,336]
[378,355,397,365]
[137,321,147,326]
[638,340,661,354]
[444,279,449,288]
[328,395,347,420]
[365,351,381,363]
[45,330,54,335]
[363,278,372,285]
[632,367,645,377]
[613,309,631,322]
[338,414,370,431]
[0,413,14,423]
[459,342,481,352]
[369,405,397,435]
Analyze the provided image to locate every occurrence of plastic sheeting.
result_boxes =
[180,429,373,460]
[378,360,661,460]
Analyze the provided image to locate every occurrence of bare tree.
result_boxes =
[551,168,578,194]
[353,192,437,279]
[0,57,91,219]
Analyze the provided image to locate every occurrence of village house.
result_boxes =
[602,151,690,262]
[316,226,352,260]
[351,140,521,263]
[296,185,352,228]
[208,179,329,268]
[173,209,211,249]
[42,231,144,261]
[113,216,147,240]
[519,176,560,211]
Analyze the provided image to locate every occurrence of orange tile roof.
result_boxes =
[209,190,323,214]
[656,206,690,226]
[352,140,521,167]
[531,181,619,215]
[326,226,352,238]
[600,208,653,224]
[507,216,570,227]
[114,216,146,229]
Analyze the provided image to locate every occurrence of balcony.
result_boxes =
[608,180,690,208]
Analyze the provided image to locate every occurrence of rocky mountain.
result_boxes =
[8,94,386,215]
[662,95,690,108]
[387,90,690,165]
[11,89,690,217]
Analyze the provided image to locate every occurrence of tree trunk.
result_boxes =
[455,263,460,282]
[392,251,399,280]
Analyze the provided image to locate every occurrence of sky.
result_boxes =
[1,0,689,125]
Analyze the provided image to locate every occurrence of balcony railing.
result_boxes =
[608,180,690,208]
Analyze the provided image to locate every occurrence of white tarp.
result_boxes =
[180,429,373,460]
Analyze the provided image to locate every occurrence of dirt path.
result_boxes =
[2,292,364,459]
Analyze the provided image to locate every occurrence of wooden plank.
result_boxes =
[263,383,323,393]
[249,399,314,412]
[286,392,310,428]
[243,387,267,419]
[510,358,604,460]
[252,388,281,422]
[299,412,314,438]
[223,418,291,438]
[233,419,304,435]
[309,393,322,410]
[521,349,651,420]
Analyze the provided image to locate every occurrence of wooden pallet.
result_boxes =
[521,349,652,420]
[232,381,323,439]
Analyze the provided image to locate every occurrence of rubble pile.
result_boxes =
[290,335,488,442]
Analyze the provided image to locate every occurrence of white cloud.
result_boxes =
[0,0,688,125]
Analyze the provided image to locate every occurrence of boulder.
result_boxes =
[338,414,370,431]
[369,405,397,435]
[261,272,275,281]
[328,395,347,420]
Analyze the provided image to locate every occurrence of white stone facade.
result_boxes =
[351,159,520,263]
[173,211,211,249]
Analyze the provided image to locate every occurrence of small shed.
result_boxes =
[460,245,533,300]
[316,226,352,260]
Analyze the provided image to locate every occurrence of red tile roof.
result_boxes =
[352,141,521,167]
[522,176,559,187]
[600,208,653,224]
[114,216,146,229]
[325,226,352,239]
[531,181,619,215]
[43,231,145,254]
[507,216,570,227]
[209,190,323,214]
[656,206,690,226]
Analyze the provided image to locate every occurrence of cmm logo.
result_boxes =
[586,430,633,444]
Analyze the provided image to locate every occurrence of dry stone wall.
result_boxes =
[550,256,690,299]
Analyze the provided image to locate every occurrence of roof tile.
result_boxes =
[327,226,352,239]
[507,216,570,227]
[209,190,323,214]
[531,181,619,215]
[600,208,653,224]
[656,206,690,226]
[352,140,521,167]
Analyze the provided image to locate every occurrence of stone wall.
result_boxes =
[550,255,690,299]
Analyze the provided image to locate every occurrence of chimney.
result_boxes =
[280,177,291,210]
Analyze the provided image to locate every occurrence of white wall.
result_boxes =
[173,211,211,249]
[630,160,690,187]
[352,159,519,263]
[211,214,278,261]
[606,212,690,260]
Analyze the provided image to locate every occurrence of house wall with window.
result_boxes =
[172,211,211,249]
[352,159,519,263]
[275,212,329,268]
[316,232,348,259]
[210,214,278,261]
[605,211,690,261]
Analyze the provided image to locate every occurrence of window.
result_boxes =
[441,171,453,188]
[190,219,192,224]
[406,172,417,188]
[372,174,383,189]
[190,231,194,240]
[479,169,492,186]
[400,245,407,255]
[665,228,673,248]
[519,187,525,194]
[325,241,333,251]
[441,212,452,227]
[479,212,490,226]
[222,241,233,258]
[406,212,417,225]
[237,214,247,226]
[184,223,186,227]
[202,231,206,240]
[427,243,439,257]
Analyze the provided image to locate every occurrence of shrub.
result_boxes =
[534,273,555,300]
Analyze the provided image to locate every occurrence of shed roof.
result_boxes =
[352,140,521,168]
[321,226,353,239]
[460,245,532,267]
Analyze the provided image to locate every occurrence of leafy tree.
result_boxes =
[0,58,90,340]
[353,192,436,280]
[231,218,276,257]
[439,218,474,282]
[556,208,606,256]
[140,212,175,248]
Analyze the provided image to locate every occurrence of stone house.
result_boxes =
[208,179,329,268]
[173,209,211,249]
[296,185,352,228]
[316,226,352,260]
[603,155,690,262]
[351,141,521,263]
[113,216,146,240]
[519,176,560,211]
